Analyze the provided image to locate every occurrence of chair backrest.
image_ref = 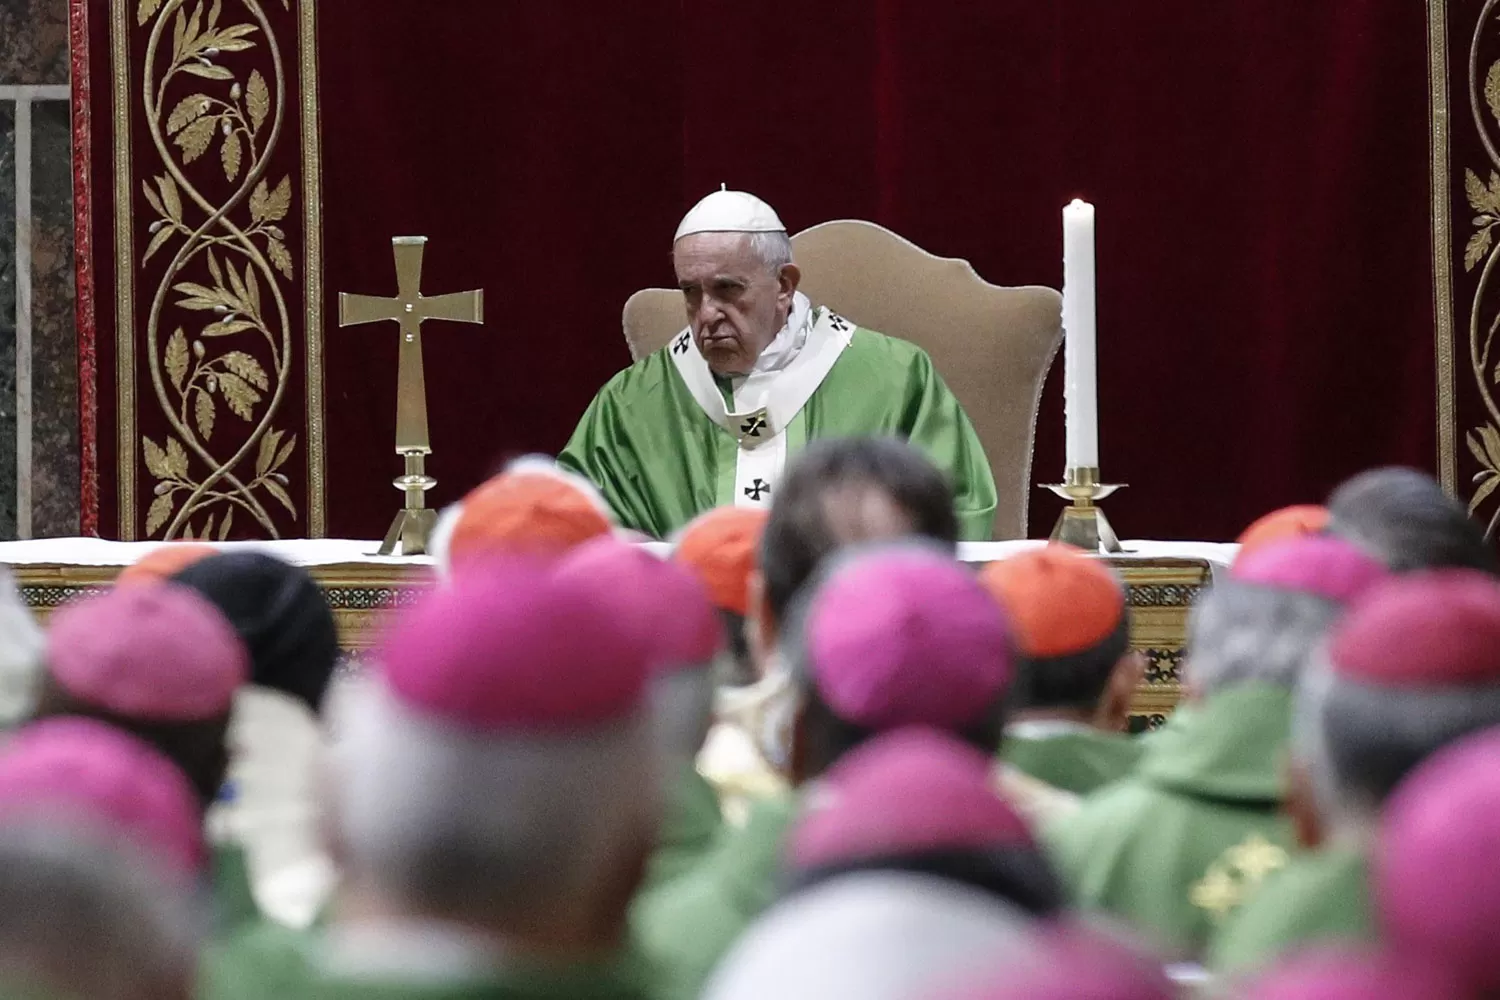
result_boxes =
[621,220,1062,539]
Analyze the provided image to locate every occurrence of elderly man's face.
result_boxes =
[674,233,800,376]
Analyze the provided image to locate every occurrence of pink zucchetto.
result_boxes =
[46,583,248,721]
[1376,727,1500,994]
[378,558,652,732]
[553,537,724,673]
[1229,535,1387,605]
[1327,571,1500,686]
[0,717,207,875]
[1239,949,1466,1000]
[937,921,1173,1000]
[790,727,1031,872]
[803,546,1012,731]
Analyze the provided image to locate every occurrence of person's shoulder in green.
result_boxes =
[1002,727,1142,796]
[639,763,724,895]
[1207,843,1371,976]
[814,327,995,540]
[977,547,1145,797]
[631,792,797,1000]
[199,919,317,1000]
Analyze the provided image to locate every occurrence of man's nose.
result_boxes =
[695,298,723,328]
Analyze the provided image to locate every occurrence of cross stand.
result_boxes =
[339,236,484,556]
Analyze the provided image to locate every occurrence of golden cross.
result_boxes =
[339,236,484,555]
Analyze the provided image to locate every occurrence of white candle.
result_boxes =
[1062,199,1099,472]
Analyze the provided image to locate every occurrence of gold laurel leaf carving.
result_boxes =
[166,328,189,391]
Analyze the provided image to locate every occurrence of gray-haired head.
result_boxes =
[1326,467,1498,574]
[1183,582,1344,698]
[0,824,200,1000]
[745,231,794,274]
[702,871,1031,1000]
[332,679,660,932]
[1295,655,1500,827]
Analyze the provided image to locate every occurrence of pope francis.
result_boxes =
[558,189,997,539]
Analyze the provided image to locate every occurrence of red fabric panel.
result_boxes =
[81,3,1437,541]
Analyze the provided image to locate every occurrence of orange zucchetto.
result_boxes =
[672,506,768,616]
[1235,504,1329,562]
[977,544,1125,659]
[447,461,614,568]
[114,543,218,588]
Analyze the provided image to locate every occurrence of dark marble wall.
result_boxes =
[0,104,16,541]
[0,0,69,84]
[31,100,76,536]
[2,0,80,538]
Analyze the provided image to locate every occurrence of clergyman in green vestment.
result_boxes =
[1045,537,1385,959]
[977,547,1145,796]
[558,188,997,540]
[1209,571,1500,976]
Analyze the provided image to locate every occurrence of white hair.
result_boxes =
[1295,650,1500,824]
[333,680,660,925]
[703,872,1031,1000]
[0,824,200,1000]
[746,231,793,273]
[1183,582,1342,697]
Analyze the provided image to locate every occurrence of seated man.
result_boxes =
[206,561,661,1000]
[979,546,1145,795]
[633,543,1014,1000]
[1207,571,1500,975]
[1044,536,1385,959]
[559,189,996,539]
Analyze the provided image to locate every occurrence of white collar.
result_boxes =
[739,292,813,379]
[320,916,508,981]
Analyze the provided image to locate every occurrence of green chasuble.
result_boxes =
[213,843,263,939]
[558,305,997,540]
[1206,842,1372,976]
[1044,684,1298,959]
[639,763,724,894]
[1001,724,1143,796]
[631,792,798,1000]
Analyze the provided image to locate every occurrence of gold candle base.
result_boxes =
[1041,467,1127,553]
[375,450,438,556]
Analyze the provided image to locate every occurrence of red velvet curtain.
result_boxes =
[240,3,1437,540]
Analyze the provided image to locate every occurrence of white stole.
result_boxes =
[667,302,854,510]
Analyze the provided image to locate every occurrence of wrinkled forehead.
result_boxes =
[672,231,762,282]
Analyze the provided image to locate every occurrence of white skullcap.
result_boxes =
[674,186,786,242]
[702,871,1033,1000]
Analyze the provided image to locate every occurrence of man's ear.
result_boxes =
[1095,650,1146,733]
[1285,759,1326,850]
[777,263,801,307]
[746,571,777,679]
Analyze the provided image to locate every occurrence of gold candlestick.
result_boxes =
[340,237,484,556]
[1042,467,1126,553]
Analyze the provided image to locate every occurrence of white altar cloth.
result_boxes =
[0,536,1238,568]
